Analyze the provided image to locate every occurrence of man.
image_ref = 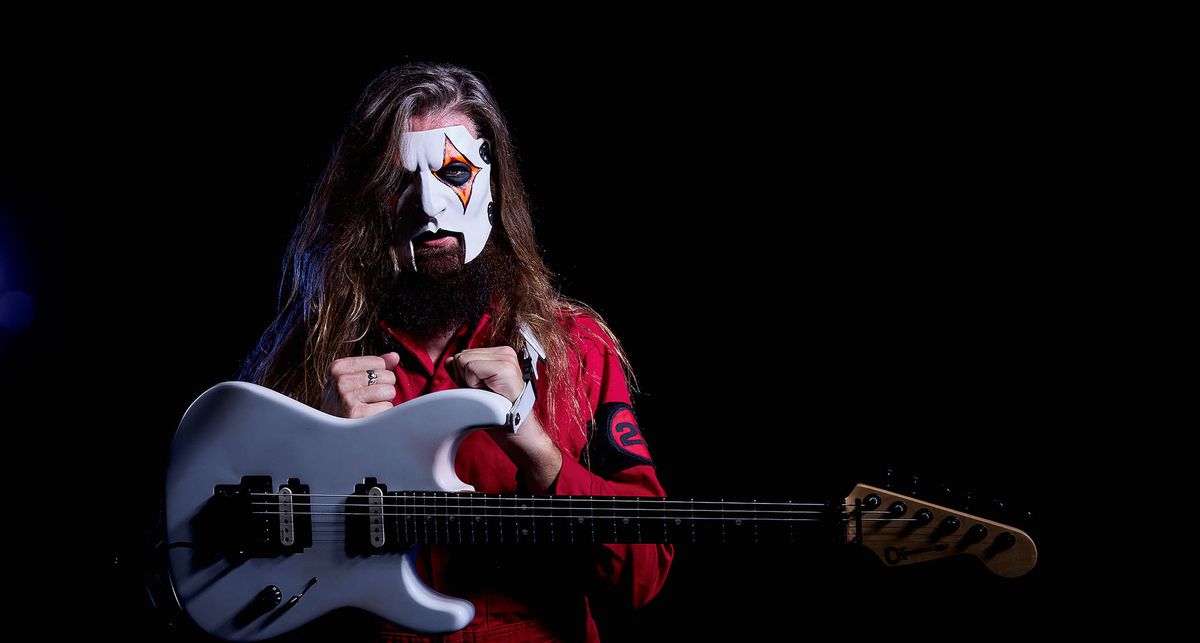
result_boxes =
[241,62,672,641]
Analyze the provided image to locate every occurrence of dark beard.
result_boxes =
[379,239,514,340]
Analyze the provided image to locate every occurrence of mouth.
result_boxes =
[413,230,460,248]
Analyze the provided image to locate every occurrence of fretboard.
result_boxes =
[334,491,844,547]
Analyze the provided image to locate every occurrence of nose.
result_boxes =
[416,170,450,219]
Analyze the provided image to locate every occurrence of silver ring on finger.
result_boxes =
[366,369,378,386]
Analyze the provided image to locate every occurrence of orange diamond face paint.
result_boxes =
[436,136,481,210]
[396,125,494,271]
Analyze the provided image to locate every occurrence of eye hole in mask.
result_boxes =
[438,162,473,187]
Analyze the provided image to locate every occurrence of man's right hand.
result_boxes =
[320,352,401,418]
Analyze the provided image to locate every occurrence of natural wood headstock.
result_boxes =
[845,483,1037,578]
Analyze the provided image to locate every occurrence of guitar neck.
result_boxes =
[341,492,843,546]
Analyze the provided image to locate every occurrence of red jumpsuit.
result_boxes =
[368,311,673,642]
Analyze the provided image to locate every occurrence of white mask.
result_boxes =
[396,125,494,271]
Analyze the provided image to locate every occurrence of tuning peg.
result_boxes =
[987,532,1017,555]
[934,516,961,538]
[884,466,897,490]
[913,508,934,527]
[908,473,921,498]
[962,524,988,545]
[888,501,907,518]
[937,481,953,503]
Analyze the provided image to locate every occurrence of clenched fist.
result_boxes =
[320,352,401,418]
[446,346,524,402]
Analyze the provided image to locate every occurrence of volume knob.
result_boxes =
[255,585,282,611]
[234,584,283,625]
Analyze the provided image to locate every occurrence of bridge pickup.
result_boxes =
[201,476,312,559]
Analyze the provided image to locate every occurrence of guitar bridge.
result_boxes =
[197,476,313,559]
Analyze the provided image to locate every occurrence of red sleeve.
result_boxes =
[540,315,673,610]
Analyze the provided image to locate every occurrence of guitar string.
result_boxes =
[252,502,828,515]
[248,513,912,523]
[299,520,983,537]
[283,534,1001,545]
[253,511,829,521]
[295,534,993,541]
[240,496,992,532]
[247,494,944,517]
[236,507,998,543]
[249,501,878,512]
[250,493,831,508]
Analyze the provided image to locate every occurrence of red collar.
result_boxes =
[378,312,494,376]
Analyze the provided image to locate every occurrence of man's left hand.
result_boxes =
[447,346,525,402]
[447,345,562,493]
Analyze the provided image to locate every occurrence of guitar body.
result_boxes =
[165,382,512,641]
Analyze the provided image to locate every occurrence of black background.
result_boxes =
[2,40,1070,639]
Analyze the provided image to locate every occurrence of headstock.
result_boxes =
[845,482,1037,578]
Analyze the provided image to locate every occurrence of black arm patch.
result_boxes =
[581,402,653,477]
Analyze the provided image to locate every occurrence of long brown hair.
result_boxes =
[240,62,631,439]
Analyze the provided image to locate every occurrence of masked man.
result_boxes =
[242,62,672,642]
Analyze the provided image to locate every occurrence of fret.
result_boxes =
[510,496,520,543]
[534,496,540,543]
[454,491,463,545]
[661,496,668,544]
[635,496,641,543]
[483,493,490,544]
[419,492,427,545]
[492,494,501,544]
[428,492,437,545]
[567,496,575,544]
[406,492,415,544]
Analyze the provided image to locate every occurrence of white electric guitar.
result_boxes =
[164,382,1038,641]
